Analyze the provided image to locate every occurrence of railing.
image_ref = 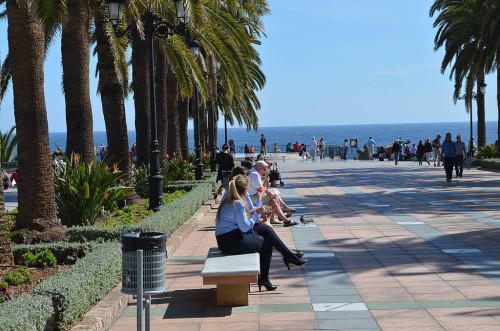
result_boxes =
[215,144,343,158]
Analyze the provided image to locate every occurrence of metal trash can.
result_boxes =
[121,232,167,295]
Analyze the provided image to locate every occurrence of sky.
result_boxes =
[0,0,498,133]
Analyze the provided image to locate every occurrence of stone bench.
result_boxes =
[201,247,260,306]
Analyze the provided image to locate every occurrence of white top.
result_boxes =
[367,139,376,147]
[248,167,262,196]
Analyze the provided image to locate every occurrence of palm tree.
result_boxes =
[131,36,151,167]
[62,0,95,163]
[94,2,138,203]
[6,0,65,243]
[155,45,169,165]
[430,0,489,147]
[166,63,182,158]
[0,126,17,162]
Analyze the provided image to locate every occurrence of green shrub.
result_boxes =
[480,158,500,170]
[33,250,57,268]
[13,242,93,265]
[19,251,35,266]
[54,153,131,227]
[103,203,154,228]
[476,144,497,159]
[162,157,195,183]
[33,242,121,331]
[0,296,55,330]
[133,164,150,198]
[4,266,31,286]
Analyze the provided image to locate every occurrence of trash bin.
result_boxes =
[121,232,167,295]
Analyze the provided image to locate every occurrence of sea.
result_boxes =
[48,121,499,152]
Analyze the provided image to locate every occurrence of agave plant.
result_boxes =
[54,153,131,227]
[0,126,17,162]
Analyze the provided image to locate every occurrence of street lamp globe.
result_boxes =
[189,40,201,59]
[105,0,125,26]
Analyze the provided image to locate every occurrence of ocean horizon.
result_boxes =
[48,121,499,152]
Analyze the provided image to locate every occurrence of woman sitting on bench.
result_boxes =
[215,174,307,292]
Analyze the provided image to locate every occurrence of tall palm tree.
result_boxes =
[62,0,95,163]
[155,45,169,165]
[131,36,151,167]
[431,0,489,146]
[94,2,138,203]
[166,63,182,158]
[6,0,65,243]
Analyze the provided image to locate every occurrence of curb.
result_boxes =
[70,199,215,331]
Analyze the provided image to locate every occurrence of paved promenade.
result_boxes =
[105,159,500,330]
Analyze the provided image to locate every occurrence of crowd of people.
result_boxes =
[214,147,308,291]
[369,133,476,182]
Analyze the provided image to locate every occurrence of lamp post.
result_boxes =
[105,0,185,210]
[189,40,204,180]
[457,82,486,154]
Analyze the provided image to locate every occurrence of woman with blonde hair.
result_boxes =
[215,174,307,291]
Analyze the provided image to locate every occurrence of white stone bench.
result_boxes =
[201,247,260,306]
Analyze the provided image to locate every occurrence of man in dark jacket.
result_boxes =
[215,144,235,193]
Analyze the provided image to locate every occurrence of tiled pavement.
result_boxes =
[105,159,500,330]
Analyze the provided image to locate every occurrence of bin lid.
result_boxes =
[122,232,167,252]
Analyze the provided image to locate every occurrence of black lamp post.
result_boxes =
[189,40,204,180]
[105,0,186,211]
[458,82,486,153]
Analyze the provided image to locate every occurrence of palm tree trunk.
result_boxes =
[7,0,65,243]
[477,73,486,148]
[166,65,181,158]
[94,6,138,203]
[178,97,189,160]
[131,37,151,167]
[497,61,500,157]
[155,46,168,166]
[62,0,95,163]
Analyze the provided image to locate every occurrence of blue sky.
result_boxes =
[0,0,498,133]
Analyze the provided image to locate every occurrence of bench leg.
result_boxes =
[216,283,249,306]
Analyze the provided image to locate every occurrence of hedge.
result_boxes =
[480,158,500,170]
[33,242,121,331]
[0,296,54,331]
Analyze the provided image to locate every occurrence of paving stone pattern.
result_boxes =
[105,160,500,330]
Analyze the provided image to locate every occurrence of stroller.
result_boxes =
[269,162,285,187]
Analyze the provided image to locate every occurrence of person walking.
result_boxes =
[215,144,235,193]
[441,133,456,182]
[416,140,425,165]
[454,135,466,178]
[424,138,432,165]
[260,134,267,155]
[318,138,326,159]
[392,139,402,165]
[366,137,376,160]
[432,134,442,167]
[311,137,318,160]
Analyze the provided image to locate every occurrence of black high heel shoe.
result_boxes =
[258,278,278,292]
[292,250,304,259]
[283,257,308,270]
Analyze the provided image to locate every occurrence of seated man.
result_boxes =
[286,142,293,152]
[248,161,298,227]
